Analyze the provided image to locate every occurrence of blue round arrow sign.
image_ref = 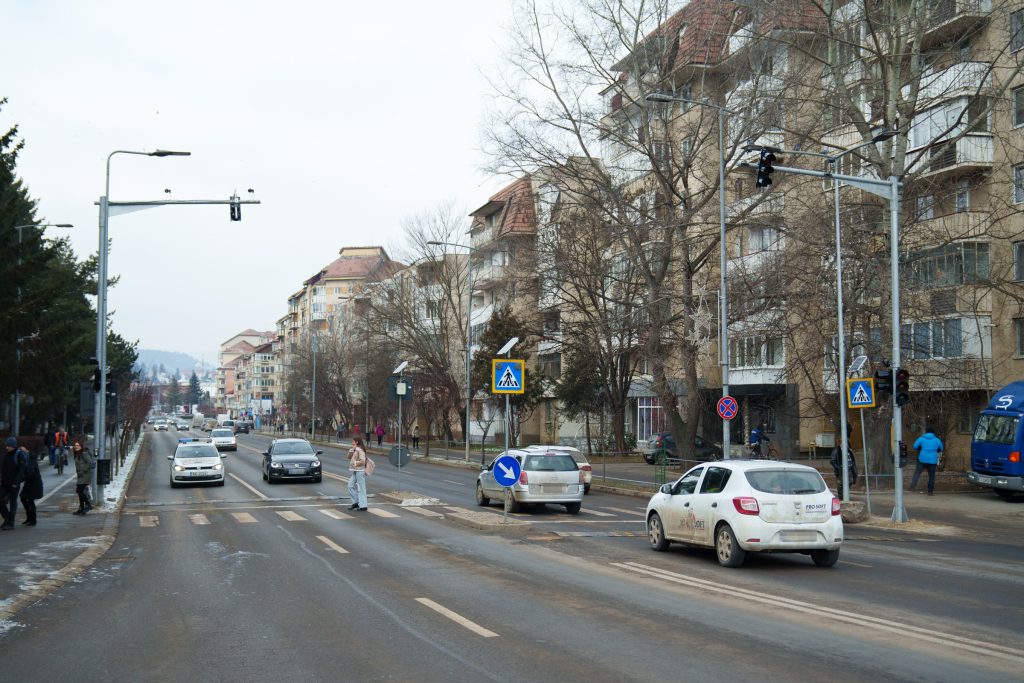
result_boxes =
[493,454,522,487]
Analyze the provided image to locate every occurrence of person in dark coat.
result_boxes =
[1,436,26,530]
[19,445,43,525]
[72,441,95,515]
[830,445,858,499]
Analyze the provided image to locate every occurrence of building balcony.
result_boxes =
[922,0,992,48]
[915,210,991,242]
[728,193,784,220]
[908,61,992,104]
[730,366,787,386]
[908,134,993,178]
[474,263,506,288]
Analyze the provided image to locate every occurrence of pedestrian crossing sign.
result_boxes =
[492,359,525,394]
[846,378,876,409]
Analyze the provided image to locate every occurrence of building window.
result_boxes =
[916,195,934,221]
[901,318,963,359]
[1013,10,1024,52]
[1015,242,1024,281]
[959,402,978,434]
[1014,86,1024,127]
[909,242,989,288]
[538,353,561,380]
[636,397,666,443]
[1016,318,1024,357]
[1015,164,1024,204]
[955,180,970,213]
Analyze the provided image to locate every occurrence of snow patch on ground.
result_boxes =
[0,619,23,637]
[15,536,106,591]
[93,432,144,511]
[400,497,444,506]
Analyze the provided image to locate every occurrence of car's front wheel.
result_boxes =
[715,523,746,568]
[648,512,669,551]
[810,548,840,567]
[475,483,490,507]
[262,470,267,481]
[314,476,323,484]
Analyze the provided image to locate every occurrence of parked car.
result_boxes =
[168,439,225,487]
[518,444,592,494]
[645,460,843,568]
[210,428,237,452]
[262,438,323,483]
[643,432,722,465]
[476,447,584,514]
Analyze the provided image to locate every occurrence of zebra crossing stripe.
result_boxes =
[367,508,399,518]
[319,508,351,520]
[139,515,159,527]
[232,512,258,523]
[578,508,614,517]
[276,510,306,521]
[317,535,349,554]
[406,507,444,518]
[189,514,210,525]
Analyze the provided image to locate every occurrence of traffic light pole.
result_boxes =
[741,160,906,521]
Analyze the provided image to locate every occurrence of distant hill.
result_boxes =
[136,349,213,382]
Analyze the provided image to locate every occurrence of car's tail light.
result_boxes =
[578,470,585,484]
[732,497,759,515]
[832,497,842,516]
[1010,451,1020,463]
[519,471,529,485]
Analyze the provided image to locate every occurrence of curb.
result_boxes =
[0,434,144,622]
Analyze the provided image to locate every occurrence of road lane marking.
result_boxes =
[276,510,307,521]
[415,598,498,638]
[601,506,646,516]
[841,560,873,568]
[407,507,444,518]
[612,562,1024,663]
[445,506,469,513]
[229,473,270,500]
[232,512,258,523]
[139,515,159,527]
[578,508,615,517]
[367,508,399,518]
[323,471,350,483]
[317,535,349,554]
[319,508,351,520]
[189,514,210,525]
[443,480,465,486]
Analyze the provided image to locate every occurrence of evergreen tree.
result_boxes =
[188,372,202,407]
[165,378,183,411]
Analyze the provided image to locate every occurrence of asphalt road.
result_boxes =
[2,430,1021,681]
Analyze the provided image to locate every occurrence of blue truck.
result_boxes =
[967,382,1024,500]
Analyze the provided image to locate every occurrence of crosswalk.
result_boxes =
[126,502,647,528]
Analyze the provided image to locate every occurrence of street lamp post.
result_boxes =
[10,223,73,436]
[96,150,190,499]
[644,92,735,458]
[427,240,476,463]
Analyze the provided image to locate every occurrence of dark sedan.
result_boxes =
[262,438,323,483]
[644,432,721,464]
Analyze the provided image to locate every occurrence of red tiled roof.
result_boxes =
[470,175,537,237]
[304,247,406,286]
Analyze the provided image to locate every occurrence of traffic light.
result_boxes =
[756,149,776,188]
[894,367,911,406]
[92,367,101,392]
[898,440,908,468]
[874,368,892,395]
[230,193,241,221]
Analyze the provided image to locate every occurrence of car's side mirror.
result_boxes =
[316,450,323,455]
[262,451,269,456]
[221,454,227,459]
[166,455,173,460]
[660,483,672,495]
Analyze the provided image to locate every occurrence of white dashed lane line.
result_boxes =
[415,598,498,638]
[228,473,269,500]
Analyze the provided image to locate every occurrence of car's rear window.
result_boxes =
[745,469,826,495]
[522,454,578,471]
[212,429,233,437]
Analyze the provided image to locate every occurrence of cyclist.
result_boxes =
[749,423,770,458]
[52,427,69,471]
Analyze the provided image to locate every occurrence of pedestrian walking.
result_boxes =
[374,421,385,448]
[19,443,43,526]
[910,427,944,496]
[1,437,26,530]
[347,437,368,511]
[830,445,858,499]
[72,441,95,515]
[45,427,56,467]
[412,423,420,449]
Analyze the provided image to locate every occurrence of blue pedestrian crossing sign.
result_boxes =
[492,359,525,394]
[846,378,876,409]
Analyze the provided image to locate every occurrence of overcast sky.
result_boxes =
[3,0,515,364]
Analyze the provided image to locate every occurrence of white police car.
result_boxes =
[169,438,225,487]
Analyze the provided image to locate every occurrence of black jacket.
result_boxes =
[1,447,26,487]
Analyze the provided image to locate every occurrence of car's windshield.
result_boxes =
[274,442,314,455]
[746,469,826,495]
[522,454,577,471]
[973,414,1019,445]
[176,446,219,459]
[212,430,233,438]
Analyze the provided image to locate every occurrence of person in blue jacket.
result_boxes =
[911,427,944,496]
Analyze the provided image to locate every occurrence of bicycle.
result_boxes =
[747,443,779,460]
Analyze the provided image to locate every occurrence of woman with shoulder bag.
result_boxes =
[347,437,368,511]
[72,442,95,515]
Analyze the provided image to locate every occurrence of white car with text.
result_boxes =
[645,460,843,568]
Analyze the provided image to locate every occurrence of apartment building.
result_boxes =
[215,329,274,415]
[592,0,1024,466]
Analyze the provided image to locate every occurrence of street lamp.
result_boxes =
[95,150,189,486]
[10,223,74,436]
[427,240,477,462]
[644,91,736,458]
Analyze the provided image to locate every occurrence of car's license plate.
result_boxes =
[190,471,204,477]
[289,468,306,475]
[976,475,992,484]
[540,484,564,494]
[781,530,817,542]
